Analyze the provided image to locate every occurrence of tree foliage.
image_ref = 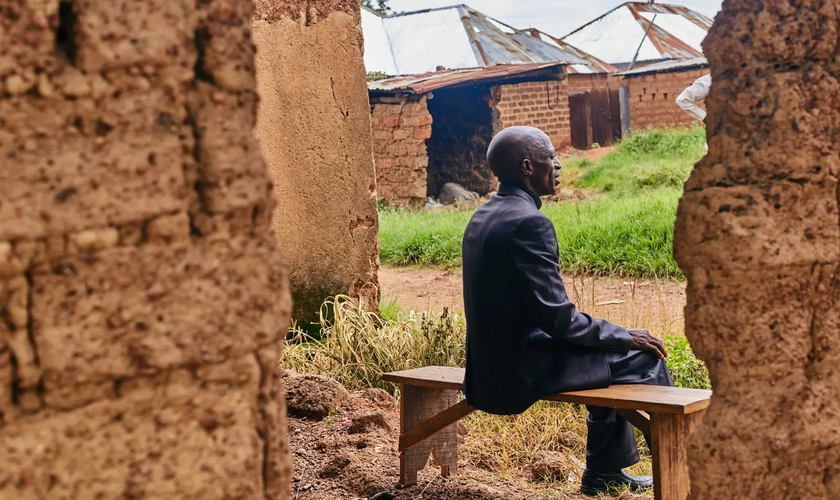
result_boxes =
[362,0,390,15]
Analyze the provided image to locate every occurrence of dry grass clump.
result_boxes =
[283,295,465,392]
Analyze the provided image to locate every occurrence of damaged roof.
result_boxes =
[368,62,566,94]
[617,56,708,76]
[562,2,713,66]
[362,5,584,77]
[526,29,618,75]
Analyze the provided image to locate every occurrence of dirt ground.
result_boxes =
[289,390,646,500]
[379,267,687,338]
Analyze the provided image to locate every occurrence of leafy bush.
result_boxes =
[665,336,711,390]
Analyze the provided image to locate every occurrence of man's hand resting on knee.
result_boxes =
[627,329,668,359]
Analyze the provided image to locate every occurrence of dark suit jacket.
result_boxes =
[462,183,633,415]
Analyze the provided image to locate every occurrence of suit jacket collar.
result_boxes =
[497,182,542,210]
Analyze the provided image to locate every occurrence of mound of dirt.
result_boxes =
[284,370,349,419]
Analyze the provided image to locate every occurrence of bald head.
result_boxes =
[486,126,560,196]
[487,127,552,179]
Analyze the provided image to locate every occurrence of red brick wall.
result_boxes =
[370,97,432,204]
[623,69,709,131]
[493,79,571,150]
[567,73,616,94]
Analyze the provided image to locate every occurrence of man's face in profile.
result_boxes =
[528,135,561,196]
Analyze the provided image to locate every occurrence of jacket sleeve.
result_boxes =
[676,75,711,122]
[510,215,634,353]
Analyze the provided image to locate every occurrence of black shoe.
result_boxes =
[580,469,653,496]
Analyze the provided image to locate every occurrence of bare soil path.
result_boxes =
[379,266,687,337]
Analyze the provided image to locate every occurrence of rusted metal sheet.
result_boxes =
[563,2,712,66]
[569,92,593,151]
[368,62,566,94]
[362,4,584,77]
[618,57,708,77]
[569,89,622,150]
[532,29,619,75]
[590,89,621,147]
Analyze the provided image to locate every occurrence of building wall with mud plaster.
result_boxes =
[370,97,432,205]
[567,73,615,94]
[675,1,840,498]
[493,79,572,151]
[622,68,708,131]
[253,0,380,323]
[0,0,293,498]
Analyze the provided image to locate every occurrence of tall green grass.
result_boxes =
[575,127,706,193]
[379,127,706,279]
[380,188,682,278]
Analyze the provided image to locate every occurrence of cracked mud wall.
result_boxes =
[675,1,840,498]
[253,0,380,323]
[0,0,292,498]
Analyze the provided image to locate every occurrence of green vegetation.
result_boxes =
[379,127,706,279]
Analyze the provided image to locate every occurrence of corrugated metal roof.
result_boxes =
[530,29,618,74]
[362,4,583,77]
[368,62,565,94]
[617,56,708,76]
[562,2,712,66]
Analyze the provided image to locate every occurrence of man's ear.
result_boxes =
[521,158,533,176]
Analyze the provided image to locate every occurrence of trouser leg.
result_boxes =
[585,350,674,472]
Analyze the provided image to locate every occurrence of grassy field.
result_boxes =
[379,127,707,279]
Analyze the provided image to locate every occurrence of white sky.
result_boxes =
[387,0,723,38]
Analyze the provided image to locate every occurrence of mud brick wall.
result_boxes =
[567,73,614,94]
[675,1,840,498]
[426,85,499,198]
[0,0,292,498]
[369,97,432,205]
[622,68,709,131]
[254,0,380,322]
[493,79,572,151]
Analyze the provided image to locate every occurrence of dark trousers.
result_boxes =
[585,350,674,472]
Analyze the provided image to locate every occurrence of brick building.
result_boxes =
[369,63,572,205]
[618,58,710,131]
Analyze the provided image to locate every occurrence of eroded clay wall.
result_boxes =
[623,68,708,131]
[370,97,432,205]
[675,1,840,497]
[254,0,380,322]
[0,0,292,498]
[494,79,572,151]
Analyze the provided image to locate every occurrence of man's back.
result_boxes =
[462,184,629,415]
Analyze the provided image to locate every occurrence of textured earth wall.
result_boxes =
[253,0,380,323]
[675,1,840,498]
[0,0,292,498]
[370,97,433,205]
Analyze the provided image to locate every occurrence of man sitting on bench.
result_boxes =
[462,126,674,496]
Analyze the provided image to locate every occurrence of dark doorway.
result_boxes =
[426,85,498,198]
[570,89,622,150]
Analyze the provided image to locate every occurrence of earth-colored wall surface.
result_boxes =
[254,0,380,323]
[370,97,432,205]
[623,68,708,132]
[675,1,840,497]
[0,0,293,498]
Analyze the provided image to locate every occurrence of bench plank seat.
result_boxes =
[384,366,712,500]
[383,366,711,414]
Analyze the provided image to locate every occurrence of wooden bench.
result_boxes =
[383,366,712,500]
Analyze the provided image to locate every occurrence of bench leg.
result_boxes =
[650,410,705,500]
[399,385,459,486]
